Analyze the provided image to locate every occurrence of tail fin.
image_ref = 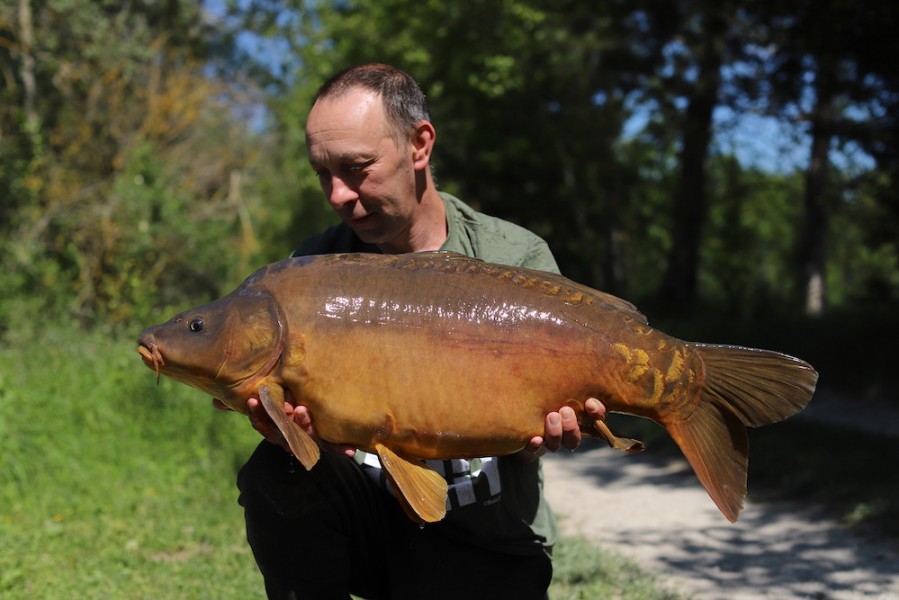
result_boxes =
[666,344,818,522]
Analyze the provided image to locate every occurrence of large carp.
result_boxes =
[137,252,817,524]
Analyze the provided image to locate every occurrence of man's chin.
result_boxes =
[348,218,390,245]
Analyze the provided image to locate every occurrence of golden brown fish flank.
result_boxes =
[137,251,818,525]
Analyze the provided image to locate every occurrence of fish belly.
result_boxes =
[290,323,599,458]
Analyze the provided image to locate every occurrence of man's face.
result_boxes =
[306,88,419,248]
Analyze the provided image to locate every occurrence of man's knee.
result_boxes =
[236,442,393,599]
[237,440,332,521]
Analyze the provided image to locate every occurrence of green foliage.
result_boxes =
[102,141,240,321]
[244,73,340,262]
[827,169,899,309]
[2,0,898,326]
[1,134,253,331]
[0,0,265,334]
[700,156,805,315]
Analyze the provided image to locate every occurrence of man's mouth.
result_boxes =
[348,212,376,226]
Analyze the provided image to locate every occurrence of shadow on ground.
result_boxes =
[544,395,899,599]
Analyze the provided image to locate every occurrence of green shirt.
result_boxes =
[291,192,560,555]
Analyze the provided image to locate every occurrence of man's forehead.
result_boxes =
[309,88,385,126]
[307,145,378,165]
[310,93,391,135]
[306,126,389,159]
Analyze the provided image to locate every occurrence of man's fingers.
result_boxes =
[559,405,582,450]
[322,442,357,457]
[525,436,545,453]
[543,401,604,454]
[246,397,265,428]
[291,405,313,431]
[275,403,356,457]
[245,397,287,447]
[584,397,606,420]
[542,412,563,452]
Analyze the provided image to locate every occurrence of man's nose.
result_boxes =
[325,176,358,209]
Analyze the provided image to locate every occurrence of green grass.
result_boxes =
[1,325,671,599]
[0,326,263,598]
[550,536,684,599]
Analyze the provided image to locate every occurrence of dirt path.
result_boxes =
[543,391,899,599]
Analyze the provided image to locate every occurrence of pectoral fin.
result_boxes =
[374,443,447,524]
[594,419,644,453]
[258,385,321,470]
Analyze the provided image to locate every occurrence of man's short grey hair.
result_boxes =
[312,63,432,146]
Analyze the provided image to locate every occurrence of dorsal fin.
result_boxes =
[404,252,650,324]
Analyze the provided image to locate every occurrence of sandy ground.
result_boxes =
[542,389,899,599]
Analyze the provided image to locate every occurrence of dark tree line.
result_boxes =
[1,0,897,334]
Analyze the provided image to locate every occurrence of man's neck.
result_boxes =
[378,190,447,254]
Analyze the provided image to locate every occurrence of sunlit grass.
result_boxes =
[0,326,263,598]
[550,536,684,599]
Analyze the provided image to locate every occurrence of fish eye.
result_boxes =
[188,318,205,332]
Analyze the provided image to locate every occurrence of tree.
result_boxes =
[0,0,263,330]
[656,1,730,311]
[759,0,899,315]
[223,0,899,318]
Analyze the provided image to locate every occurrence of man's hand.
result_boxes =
[288,404,356,457]
[520,398,606,461]
[212,397,356,457]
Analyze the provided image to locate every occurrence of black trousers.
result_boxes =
[237,441,553,600]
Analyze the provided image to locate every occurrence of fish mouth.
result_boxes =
[137,340,164,384]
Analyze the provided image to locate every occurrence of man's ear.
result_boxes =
[410,120,436,170]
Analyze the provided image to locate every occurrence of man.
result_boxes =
[226,63,606,599]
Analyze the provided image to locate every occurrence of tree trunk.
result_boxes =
[657,6,728,312]
[800,68,835,317]
[18,0,37,128]
[556,141,604,288]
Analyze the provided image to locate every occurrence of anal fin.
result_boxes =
[258,385,321,470]
[593,419,644,453]
[374,443,447,524]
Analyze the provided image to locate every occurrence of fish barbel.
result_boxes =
[137,252,817,524]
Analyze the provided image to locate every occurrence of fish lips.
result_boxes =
[136,333,215,391]
[137,333,165,383]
